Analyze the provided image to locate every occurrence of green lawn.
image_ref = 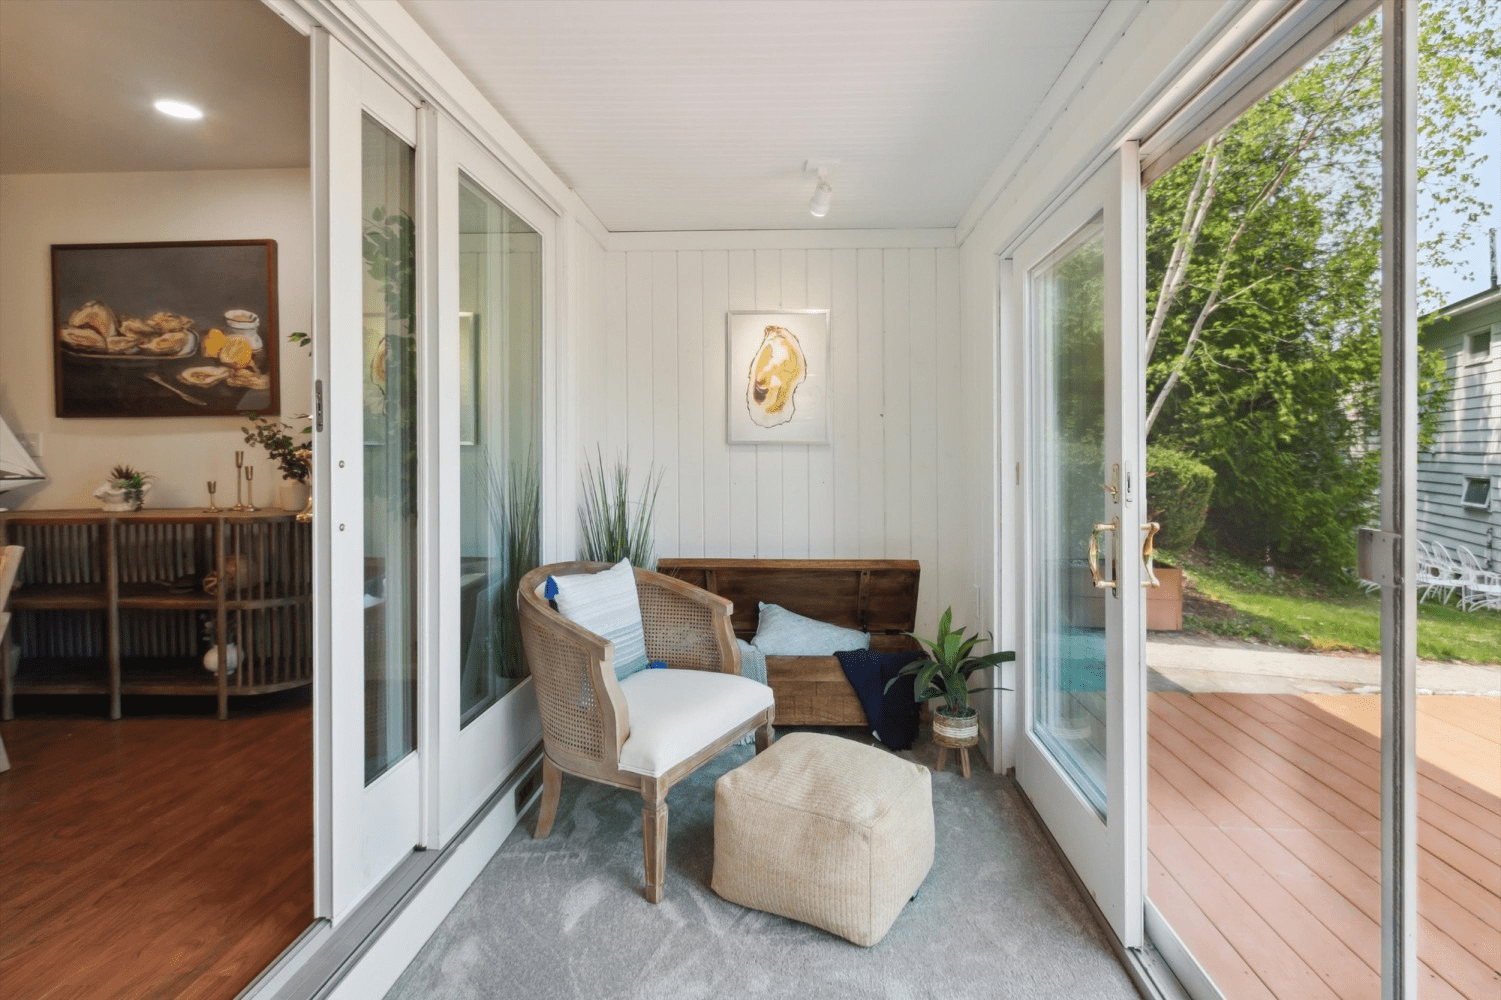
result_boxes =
[1162,548,1501,664]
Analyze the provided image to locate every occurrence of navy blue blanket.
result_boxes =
[834,649,928,751]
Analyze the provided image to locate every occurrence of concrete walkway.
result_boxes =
[1146,633,1501,696]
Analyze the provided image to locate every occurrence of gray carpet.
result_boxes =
[385,730,1142,1000]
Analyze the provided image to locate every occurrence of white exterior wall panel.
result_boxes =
[1417,298,1500,569]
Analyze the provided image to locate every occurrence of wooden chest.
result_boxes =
[656,559,921,726]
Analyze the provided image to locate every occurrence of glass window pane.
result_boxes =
[1030,223,1108,815]
[458,172,542,727]
[362,114,418,783]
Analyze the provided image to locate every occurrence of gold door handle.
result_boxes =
[1141,521,1161,588]
[1088,518,1118,590]
[1101,462,1119,500]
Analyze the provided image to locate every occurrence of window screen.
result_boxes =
[1462,477,1491,509]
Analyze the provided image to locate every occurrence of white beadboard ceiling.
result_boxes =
[0,0,1112,233]
[0,0,308,175]
[400,0,1111,232]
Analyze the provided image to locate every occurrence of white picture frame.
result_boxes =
[726,309,830,445]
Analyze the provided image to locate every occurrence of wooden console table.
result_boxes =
[0,508,312,720]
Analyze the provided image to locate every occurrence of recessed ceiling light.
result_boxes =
[154,99,203,120]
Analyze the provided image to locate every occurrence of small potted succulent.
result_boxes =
[94,464,152,511]
[886,606,1015,749]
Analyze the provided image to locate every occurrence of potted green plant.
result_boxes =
[93,464,152,511]
[886,606,1015,749]
[242,414,311,510]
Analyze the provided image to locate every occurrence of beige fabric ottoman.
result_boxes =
[712,732,934,946]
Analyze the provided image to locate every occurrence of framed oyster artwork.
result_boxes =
[726,309,830,445]
[51,240,279,418]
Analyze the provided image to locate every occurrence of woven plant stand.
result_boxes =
[932,709,979,778]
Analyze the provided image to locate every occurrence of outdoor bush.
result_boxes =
[1146,445,1215,550]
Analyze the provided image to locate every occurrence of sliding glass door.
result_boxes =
[321,37,425,918]
[432,116,551,839]
[1013,143,1148,947]
[315,32,555,918]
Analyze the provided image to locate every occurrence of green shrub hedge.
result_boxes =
[1147,445,1216,550]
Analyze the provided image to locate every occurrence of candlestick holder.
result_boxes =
[244,466,259,512]
[232,451,246,511]
[204,481,220,512]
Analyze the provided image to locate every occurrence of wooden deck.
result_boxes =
[1149,692,1500,1000]
[0,695,313,1000]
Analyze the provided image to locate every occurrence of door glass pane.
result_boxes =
[458,172,542,727]
[1030,222,1108,815]
[362,114,418,783]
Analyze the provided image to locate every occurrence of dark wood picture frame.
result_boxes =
[51,240,280,418]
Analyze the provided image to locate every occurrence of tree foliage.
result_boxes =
[1144,0,1499,578]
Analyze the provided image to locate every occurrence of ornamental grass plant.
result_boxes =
[578,449,662,569]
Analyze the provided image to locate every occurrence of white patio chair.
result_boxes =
[1454,546,1501,612]
[1415,540,1450,603]
[1418,540,1465,605]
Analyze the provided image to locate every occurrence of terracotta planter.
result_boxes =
[1147,565,1184,631]
[932,708,979,748]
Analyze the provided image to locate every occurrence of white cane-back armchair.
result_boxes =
[517,561,775,902]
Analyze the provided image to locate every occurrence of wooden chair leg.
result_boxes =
[754,717,775,754]
[641,778,668,903]
[533,756,562,839]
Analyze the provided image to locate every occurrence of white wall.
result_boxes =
[0,168,313,510]
[584,237,968,638]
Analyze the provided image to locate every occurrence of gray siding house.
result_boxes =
[1418,285,1501,569]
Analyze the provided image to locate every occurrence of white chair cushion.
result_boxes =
[616,668,775,778]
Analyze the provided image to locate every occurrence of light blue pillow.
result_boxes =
[551,559,651,681]
[751,601,870,656]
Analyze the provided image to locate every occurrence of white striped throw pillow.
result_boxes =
[551,558,651,681]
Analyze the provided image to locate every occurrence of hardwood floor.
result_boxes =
[1149,692,1500,1000]
[0,693,313,1000]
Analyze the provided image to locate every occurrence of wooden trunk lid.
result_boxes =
[656,559,920,652]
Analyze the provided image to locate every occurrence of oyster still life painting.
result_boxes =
[726,310,829,444]
[51,240,279,418]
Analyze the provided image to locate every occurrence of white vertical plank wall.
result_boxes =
[754,250,785,557]
[675,252,706,558]
[587,242,963,636]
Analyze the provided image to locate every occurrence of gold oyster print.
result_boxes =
[746,325,807,428]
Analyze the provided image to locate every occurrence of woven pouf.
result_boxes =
[712,732,934,946]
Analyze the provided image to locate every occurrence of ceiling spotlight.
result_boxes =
[154,99,203,120]
[809,177,833,218]
[805,160,836,218]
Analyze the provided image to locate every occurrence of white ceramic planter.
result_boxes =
[279,479,310,512]
[93,482,150,512]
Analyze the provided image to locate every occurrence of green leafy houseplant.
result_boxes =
[578,449,663,568]
[886,606,1015,718]
[241,415,312,483]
